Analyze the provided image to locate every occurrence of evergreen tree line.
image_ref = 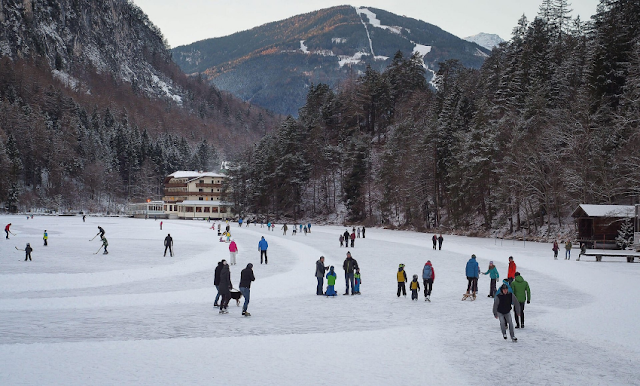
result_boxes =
[0,63,221,213]
[228,0,640,235]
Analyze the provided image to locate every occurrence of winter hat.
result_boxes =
[247,263,253,268]
[412,274,418,280]
[489,261,494,265]
[515,272,521,277]
[471,254,476,259]
[329,265,335,270]
[501,284,508,291]
[399,263,405,268]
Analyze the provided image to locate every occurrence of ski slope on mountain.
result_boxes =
[1,215,638,385]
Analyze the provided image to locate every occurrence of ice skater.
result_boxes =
[465,254,479,299]
[164,233,173,257]
[552,240,559,259]
[397,264,407,297]
[239,263,255,316]
[258,236,268,264]
[229,239,238,265]
[43,230,48,246]
[218,261,232,314]
[20,243,33,261]
[438,234,444,250]
[510,272,531,328]
[5,223,12,239]
[482,261,499,297]
[432,234,437,250]
[354,267,361,294]
[422,260,435,301]
[507,256,516,283]
[410,274,421,300]
[493,284,521,342]
[100,236,109,254]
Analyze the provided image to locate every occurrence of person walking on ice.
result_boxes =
[339,234,344,247]
[507,256,516,283]
[482,261,499,297]
[343,252,359,295]
[239,263,255,316]
[432,234,437,250]
[229,239,238,265]
[510,272,531,328]
[552,240,559,259]
[164,234,173,257]
[281,224,288,235]
[422,260,435,301]
[43,230,48,246]
[218,261,232,314]
[438,234,444,250]
[565,240,572,260]
[325,266,337,296]
[493,284,521,342]
[397,264,407,297]
[258,236,268,264]
[410,274,421,300]
[316,256,329,295]
[464,254,479,300]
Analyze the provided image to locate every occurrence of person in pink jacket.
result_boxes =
[229,240,238,265]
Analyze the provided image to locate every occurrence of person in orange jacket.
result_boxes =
[507,256,516,283]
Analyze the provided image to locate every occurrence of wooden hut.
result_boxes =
[572,204,635,248]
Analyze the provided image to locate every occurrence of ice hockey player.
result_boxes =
[493,284,521,342]
[97,226,105,238]
[422,260,435,301]
[24,243,33,261]
[410,274,421,300]
[397,264,407,297]
[101,236,109,254]
[5,223,11,239]
[510,272,531,328]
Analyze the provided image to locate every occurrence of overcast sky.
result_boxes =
[131,0,600,48]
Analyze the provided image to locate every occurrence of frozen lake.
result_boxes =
[1,215,639,385]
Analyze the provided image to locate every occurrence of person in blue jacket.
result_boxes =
[465,254,480,296]
[238,218,243,227]
[325,266,337,296]
[482,261,500,297]
[258,236,269,264]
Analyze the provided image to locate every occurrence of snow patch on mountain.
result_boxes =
[151,75,182,104]
[52,70,80,91]
[331,38,347,44]
[300,40,309,54]
[338,51,368,67]
[463,33,504,50]
[413,44,432,57]
[355,7,403,35]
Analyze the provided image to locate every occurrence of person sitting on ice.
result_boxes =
[325,266,337,296]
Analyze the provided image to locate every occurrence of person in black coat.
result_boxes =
[218,262,232,313]
[24,243,33,261]
[164,234,173,257]
[214,260,225,307]
[239,263,255,316]
[343,252,359,295]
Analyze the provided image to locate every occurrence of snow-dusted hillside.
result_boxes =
[1,215,639,384]
[463,32,505,50]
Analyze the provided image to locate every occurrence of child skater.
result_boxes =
[325,266,337,296]
[410,274,421,300]
[397,264,407,297]
[354,267,361,294]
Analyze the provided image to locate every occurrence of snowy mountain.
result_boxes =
[172,6,491,116]
[463,32,505,50]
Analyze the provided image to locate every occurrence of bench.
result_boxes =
[578,251,640,263]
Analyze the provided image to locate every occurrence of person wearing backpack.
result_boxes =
[510,272,531,328]
[422,261,435,301]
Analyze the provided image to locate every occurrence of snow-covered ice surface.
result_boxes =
[1,215,640,385]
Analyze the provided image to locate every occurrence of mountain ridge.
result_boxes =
[172,5,490,116]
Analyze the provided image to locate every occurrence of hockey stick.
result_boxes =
[93,246,103,255]
[89,234,98,241]
[15,246,24,251]
[9,231,16,236]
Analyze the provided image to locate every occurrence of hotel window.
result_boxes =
[199,197,204,201]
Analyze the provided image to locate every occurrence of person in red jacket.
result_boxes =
[507,256,516,283]
[4,223,11,239]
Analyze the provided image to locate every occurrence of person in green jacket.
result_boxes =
[325,266,337,296]
[482,261,500,298]
[510,272,530,328]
